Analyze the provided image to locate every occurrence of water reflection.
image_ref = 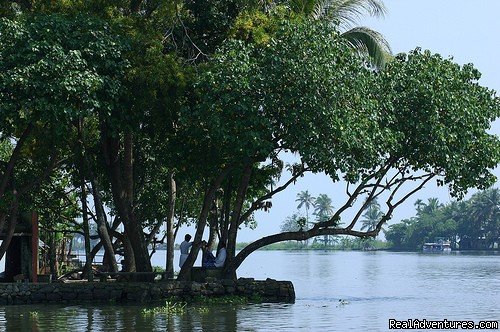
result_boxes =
[0,251,498,331]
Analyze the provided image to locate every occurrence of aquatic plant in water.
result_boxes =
[141,301,187,316]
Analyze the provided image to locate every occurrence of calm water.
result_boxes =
[0,250,498,331]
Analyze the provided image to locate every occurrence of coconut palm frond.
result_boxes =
[321,0,387,28]
[342,26,392,68]
[311,0,331,20]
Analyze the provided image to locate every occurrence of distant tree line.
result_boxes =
[281,191,389,250]
[385,188,499,251]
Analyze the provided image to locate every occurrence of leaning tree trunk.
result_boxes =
[224,164,252,279]
[0,196,18,261]
[218,177,232,248]
[88,171,118,272]
[177,167,232,281]
[165,172,176,278]
[80,176,94,281]
[77,119,118,273]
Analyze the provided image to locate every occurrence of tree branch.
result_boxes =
[0,123,33,197]
[239,166,310,224]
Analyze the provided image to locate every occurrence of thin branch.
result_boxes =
[316,157,395,229]
[240,167,310,224]
[346,164,393,230]
[175,9,208,62]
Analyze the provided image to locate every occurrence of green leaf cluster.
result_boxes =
[378,49,500,196]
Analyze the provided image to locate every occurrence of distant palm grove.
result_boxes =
[281,189,499,251]
[386,188,499,251]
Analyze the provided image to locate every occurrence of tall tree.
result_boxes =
[313,194,334,221]
[460,188,499,249]
[415,197,442,216]
[296,190,316,228]
[360,198,384,232]
[0,14,127,261]
[313,194,335,245]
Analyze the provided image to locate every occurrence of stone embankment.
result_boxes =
[0,278,295,305]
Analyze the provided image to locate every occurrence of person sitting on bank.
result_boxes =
[202,241,227,268]
[179,234,192,268]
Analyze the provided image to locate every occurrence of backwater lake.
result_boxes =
[0,250,498,331]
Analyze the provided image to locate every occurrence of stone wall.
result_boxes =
[0,278,295,305]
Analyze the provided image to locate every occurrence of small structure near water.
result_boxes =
[422,239,452,253]
[0,213,39,283]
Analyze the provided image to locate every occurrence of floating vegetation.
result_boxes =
[141,301,187,316]
[195,307,210,315]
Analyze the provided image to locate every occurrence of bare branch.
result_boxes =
[175,9,208,62]
[239,166,310,224]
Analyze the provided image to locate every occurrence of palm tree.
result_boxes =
[313,194,334,221]
[281,213,305,232]
[360,197,384,232]
[467,188,499,249]
[296,190,316,228]
[415,197,442,216]
[313,194,336,246]
[288,0,392,68]
[296,190,316,246]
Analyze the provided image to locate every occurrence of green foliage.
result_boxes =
[153,266,166,272]
[313,194,334,222]
[181,0,249,55]
[360,198,384,232]
[0,13,128,136]
[180,19,380,180]
[378,49,500,197]
[280,213,305,232]
[141,301,187,316]
[230,9,275,45]
[284,0,392,67]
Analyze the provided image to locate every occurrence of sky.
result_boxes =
[180,0,500,243]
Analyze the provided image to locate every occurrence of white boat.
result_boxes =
[423,240,452,253]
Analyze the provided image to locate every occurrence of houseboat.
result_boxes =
[422,240,452,253]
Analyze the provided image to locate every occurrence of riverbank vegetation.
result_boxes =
[0,0,498,281]
[385,188,499,251]
[275,188,499,251]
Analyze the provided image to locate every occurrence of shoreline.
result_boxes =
[0,278,295,305]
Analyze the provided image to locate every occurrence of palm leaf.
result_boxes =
[315,0,387,27]
[341,26,392,68]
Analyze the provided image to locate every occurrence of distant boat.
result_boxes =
[423,240,452,253]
